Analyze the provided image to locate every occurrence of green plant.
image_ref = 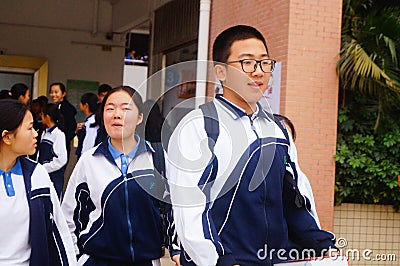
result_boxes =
[335,91,400,210]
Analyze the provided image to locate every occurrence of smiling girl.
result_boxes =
[0,99,76,266]
[62,86,179,266]
[49,82,77,161]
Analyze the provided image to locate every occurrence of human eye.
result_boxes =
[242,59,254,66]
[261,59,272,66]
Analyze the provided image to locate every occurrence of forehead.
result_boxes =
[21,111,33,125]
[50,85,62,92]
[105,91,132,104]
[229,38,268,59]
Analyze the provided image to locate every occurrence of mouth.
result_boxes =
[112,123,123,127]
[248,81,263,90]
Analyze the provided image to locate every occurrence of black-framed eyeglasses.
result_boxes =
[226,59,276,73]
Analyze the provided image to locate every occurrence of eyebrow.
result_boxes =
[105,102,133,107]
[238,53,269,59]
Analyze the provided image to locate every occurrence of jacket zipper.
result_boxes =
[124,173,135,262]
[249,116,269,258]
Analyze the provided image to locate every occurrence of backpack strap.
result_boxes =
[199,101,219,152]
[151,142,165,178]
[272,114,291,144]
[151,142,170,247]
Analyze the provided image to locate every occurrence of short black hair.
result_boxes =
[43,103,65,132]
[274,114,296,141]
[101,86,143,114]
[98,84,112,95]
[80,92,99,113]
[10,83,29,100]
[0,90,11,99]
[37,95,49,107]
[213,25,269,64]
[49,82,66,94]
[0,99,29,135]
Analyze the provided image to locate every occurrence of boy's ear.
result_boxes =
[214,64,227,82]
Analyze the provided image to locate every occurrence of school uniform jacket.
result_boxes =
[0,157,76,266]
[37,126,67,178]
[81,114,98,155]
[61,138,170,264]
[58,99,77,146]
[167,95,335,266]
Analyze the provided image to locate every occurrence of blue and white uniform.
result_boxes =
[62,136,173,266]
[287,136,321,227]
[0,157,76,266]
[37,126,67,198]
[167,95,335,266]
[81,114,98,155]
[76,114,99,159]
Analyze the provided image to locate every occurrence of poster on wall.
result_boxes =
[260,61,281,114]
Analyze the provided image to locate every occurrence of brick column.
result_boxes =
[209,0,342,230]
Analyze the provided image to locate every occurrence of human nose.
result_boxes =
[113,108,123,118]
[252,62,264,76]
[33,128,38,138]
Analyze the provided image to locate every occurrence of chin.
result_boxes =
[109,134,123,141]
[27,150,35,156]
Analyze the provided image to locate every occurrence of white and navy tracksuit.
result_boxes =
[0,157,76,265]
[167,95,335,266]
[76,113,99,159]
[37,126,68,199]
[62,136,174,266]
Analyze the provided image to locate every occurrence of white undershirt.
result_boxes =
[0,172,30,265]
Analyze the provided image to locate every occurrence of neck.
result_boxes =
[47,121,56,128]
[0,149,17,172]
[84,111,93,117]
[222,89,257,114]
[111,137,138,154]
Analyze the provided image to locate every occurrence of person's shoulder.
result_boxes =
[81,143,103,160]
[54,127,66,136]
[61,99,77,112]
[174,108,204,131]
[31,162,53,187]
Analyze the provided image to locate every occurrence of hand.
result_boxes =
[76,122,84,131]
[171,254,181,266]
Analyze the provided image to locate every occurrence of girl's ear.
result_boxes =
[214,64,227,82]
[136,113,143,126]
[1,130,13,145]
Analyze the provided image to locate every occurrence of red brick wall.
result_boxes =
[209,0,342,231]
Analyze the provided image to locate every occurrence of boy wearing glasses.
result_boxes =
[167,25,336,265]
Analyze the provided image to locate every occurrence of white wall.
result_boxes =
[123,64,148,99]
[0,0,125,92]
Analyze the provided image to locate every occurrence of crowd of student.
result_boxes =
[0,25,339,266]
